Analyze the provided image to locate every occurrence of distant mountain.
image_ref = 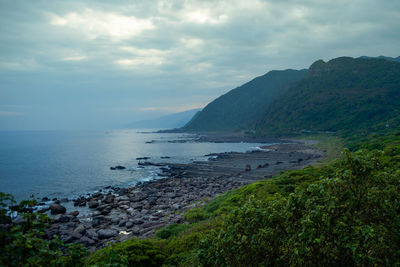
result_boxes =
[359,55,400,63]
[254,57,400,134]
[182,69,307,132]
[126,108,201,129]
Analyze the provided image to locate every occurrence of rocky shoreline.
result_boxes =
[43,139,323,252]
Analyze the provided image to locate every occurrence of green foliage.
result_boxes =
[255,57,400,136]
[183,69,307,131]
[155,223,191,240]
[0,193,87,266]
[199,148,400,266]
[184,209,208,223]
[86,239,166,267]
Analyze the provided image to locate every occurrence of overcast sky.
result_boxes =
[0,0,399,130]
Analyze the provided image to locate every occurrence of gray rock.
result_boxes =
[141,221,160,229]
[131,226,140,235]
[97,229,118,239]
[85,229,98,239]
[125,221,133,228]
[132,218,144,225]
[88,199,99,209]
[78,236,95,246]
[103,194,115,204]
[74,224,86,235]
[111,217,120,224]
[61,230,81,243]
[172,203,181,210]
[69,210,79,217]
[50,204,66,214]
[58,215,72,223]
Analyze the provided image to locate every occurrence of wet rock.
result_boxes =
[73,197,86,207]
[41,197,49,202]
[110,165,126,170]
[91,218,102,228]
[58,215,72,223]
[69,211,79,217]
[50,204,66,214]
[136,157,150,160]
[103,194,115,204]
[97,229,118,239]
[88,199,99,209]
[92,192,103,198]
[126,221,133,228]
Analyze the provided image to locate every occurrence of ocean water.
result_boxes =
[0,130,266,201]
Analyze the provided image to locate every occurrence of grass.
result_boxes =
[291,133,344,166]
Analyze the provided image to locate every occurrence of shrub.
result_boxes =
[0,193,87,266]
[86,239,166,267]
[184,209,208,223]
[199,149,400,266]
[155,223,191,240]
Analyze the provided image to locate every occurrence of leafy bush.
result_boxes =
[184,209,208,223]
[0,193,87,266]
[199,148,400,266]
[86,239,166,267]
[155,223,190,240]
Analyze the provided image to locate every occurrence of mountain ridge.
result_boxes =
[254,56,400,134]
[182,68,307,132]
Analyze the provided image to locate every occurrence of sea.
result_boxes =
[0,130,266,202]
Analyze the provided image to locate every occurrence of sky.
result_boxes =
[0,0,399,130]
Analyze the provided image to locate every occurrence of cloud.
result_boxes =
[0,0,399,129]
[49,8,155,41]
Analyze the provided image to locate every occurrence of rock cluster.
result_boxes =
[46,176,248,251]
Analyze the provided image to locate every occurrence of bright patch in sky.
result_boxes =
[0,0,399,130]
[50,9,154,40]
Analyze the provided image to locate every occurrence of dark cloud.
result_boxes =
[0,0,399,130]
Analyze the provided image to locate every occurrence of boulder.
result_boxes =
[88,199,99,209]
[85,229,98,239]
[50,204,66,214]
[78,236,95,246]
[74,224,86,235]
[97,229,118,239]
[111,217,120,225]
[58,215,72,223]
[69,211,79,217]
[110,165,126,170]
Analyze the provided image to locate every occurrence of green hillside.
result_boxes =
[182,69,307,131]
[254,57,400,135]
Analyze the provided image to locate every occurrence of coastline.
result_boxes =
[43,137,323,252]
